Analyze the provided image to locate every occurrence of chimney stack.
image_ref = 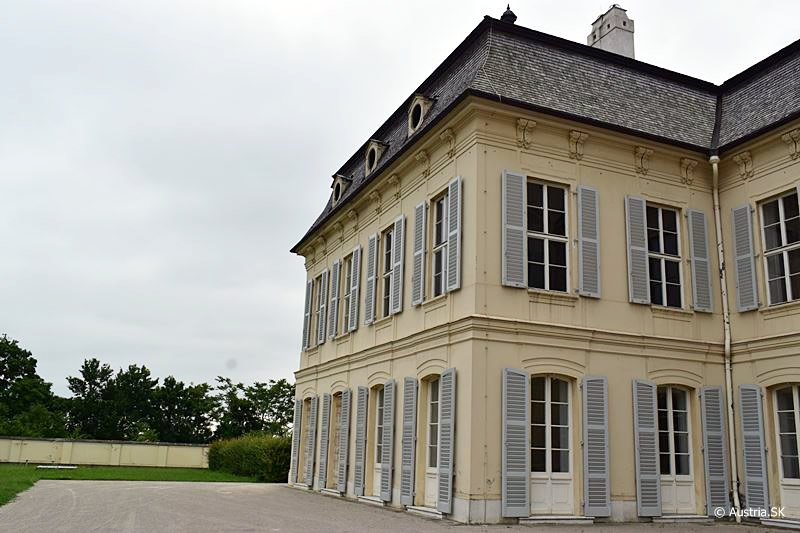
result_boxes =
[587,5,634,59]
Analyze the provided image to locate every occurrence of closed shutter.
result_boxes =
[316,270,329,345]
[700,386,730,515]
[328,260,341,338]
[688,210,713,312]
[337,389,352,493]
[400,377,418,505]
[364,234,378,325]
[317,393,331,488]
[437,368,456,514]
[502,368,530,517]
[349,246,361,332]
[380,379,396,502]
[739,385,769,510]
[290,398,302,484]
[391,215,405,314]
[302,280,312,349]
[632,379,661,517]
[354,386,368,496]
[578,186,601,298]
[582,376,610,517]
[446,177,462,292]
[502,170,526,288]
[411,202,427,306]
[732,205,759,312]
[304,395,319,486]
[626,196,651,304]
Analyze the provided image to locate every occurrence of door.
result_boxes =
[530,376,573,515]
[373,387,385,497]
[657,386,696,514]
[424,378,440,508]
[774,386,800,518]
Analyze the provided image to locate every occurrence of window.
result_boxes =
[375,388,385,463]
[531,376,570,473]
[647,206,682,308]
[432,194,448,297]
[428,378,440,468]
[776,386,800,479]
[342,254,353,333]
[381,227,393,317]
[657,386,691,476]
[309,277,320,346]
[761,191,800,305]
[527,182,567,292]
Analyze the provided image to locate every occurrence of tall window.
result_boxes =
[761,191,800,305]
[375,387,385,463]
[432,195,448,297]
[776,385,800,479]
[647,206,682,308]
[342,255,353,333]
[657,386,690,476]
[531,376,570,473]
[382,228,393,317]
[527,182,567,292]
[427,378,440,468]
[310,277,320,346]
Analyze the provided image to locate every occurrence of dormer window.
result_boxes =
[365,139,387,175]
[408,94,433,136]
[330,174,352,207]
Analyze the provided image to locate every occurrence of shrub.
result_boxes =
[208,433,291,482]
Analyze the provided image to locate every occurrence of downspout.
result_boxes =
[709,154,742,521]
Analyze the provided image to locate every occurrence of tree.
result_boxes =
[245,379,295,436]
[66,358,114,439]
[107,364,158,440]
[152,376,217,443]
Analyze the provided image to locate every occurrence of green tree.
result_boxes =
[107,364,159,440]
[244,379,295,436]
[66,358,115,439]
[152,376,217,443]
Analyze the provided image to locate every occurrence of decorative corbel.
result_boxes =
[634,146,654,175]
[568,130,589,160]
[314,236,327,257]
[516,119,536,149]
[332,221,344,242]
[680,158,698,185]
[733,151,753,179]
[346,209,358,229]
[440,128,455,159]
[782,128,800,160]
[415,149,430,177]
[368,190,382,213]
[387,174,400,200]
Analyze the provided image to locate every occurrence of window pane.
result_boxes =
[551,403,569,425]
[666,283,682,308]
[650,282,663,305]
[663,232,679,256]
[781,434,799,456]
[531,402,545,424]
[790,249,800,275]
[658,410,669,431]
[783,456,800,479]
[548,211,565,236]
[552,450,569,473]
[786,219,800,246]
[665,260,680,283]
[549,241,566,266]
[763,200,780,225]
[674,433,689,454]
[657,388,667,409]
[671,389,687,410]
[779,411,797,433]
[549,266,567,292]
[770,279,788,304]
[531,377,545,400]
[531,449,546,472]
[649,258,662,280]
[672,412,688,432]
[777,388,795,410]
[551,379,569,403]
[784,193,799,219]
[529,263,545,289]
[547,186,565,211]
[529,237,544,263]
[551,426,569,449]
[528,207,544,233]
[767,253,786,279]
[648,228,661,253]
[428,445,437,468]
[660,453,671,475]
[662,210,677,232]
[765,224,783,251]
[528,182,543,207]
[647,206,660,230]
[675,454,690,475]
[659,431,670,452]
[791,275,800,302]
[531,425,545,448]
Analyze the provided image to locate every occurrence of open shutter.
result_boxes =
[317,393,331,488]
[578,186,601,297]
[391,215,405,314]
[732,205,759,312]
[437,368,456,514]
[354,386,368,496]
[688,209,713,312]
[304,395,319,486]
[348,246,361,332]
[380,379,396,502]
[739,385,769,510]
[411,202,427,306]
[301,280,312,349]
[316,270,329,345]
[626,196,650,304]
[364,234,378,325]
[446,177,462,292]
[290,398,302,484]
[632,379,661,517]
[400,377,418,505]
[328,260,341,338]
[502,368,530,517]
[502,170,526,288]
[337,389,352,493]
[700,386,730,515]
[582,376,610,517]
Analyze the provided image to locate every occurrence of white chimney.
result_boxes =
[587,5,634,59]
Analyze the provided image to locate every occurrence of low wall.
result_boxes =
[0,437,208,468]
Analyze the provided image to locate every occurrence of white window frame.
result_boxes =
[761,190,800,306]
[530,376,572,479]
[774,385,800,483]
[526,180,569,293]
[342,254,353,335]
[381,227,394,318]
[427,378,440,470]
[375,387,385,468]
[647,205,684,309]
[432,193,449,298]
[310,276,320,347]
[657,385,693,479]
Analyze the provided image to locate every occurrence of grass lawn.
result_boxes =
[0,463,256,507]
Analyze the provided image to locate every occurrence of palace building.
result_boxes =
[288,5,800,525]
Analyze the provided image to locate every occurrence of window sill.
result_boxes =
[527,289,578,307]
[304,346,319,355]
[334,332,351,342]
[650,305,693,322]
[760,299,800,320]
[422,293,448,309]
[372,315,393,327]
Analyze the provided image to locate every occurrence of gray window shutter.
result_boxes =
[380,379,396,502]
[329,260,341,338]
[688,209,713,312]
[632,379,661,517]
[626,196,651,304]
[302,280,312,350]
[502,368,530,517]
[437,368,456,514]
[317,393,331,488]
[304,395,319,486]
[411,202,427,306]
[400,377,418,506]
[732,205,759,312]
[502,170,526,288]
[290,398,302,484]
[700,386,730,515]
[316,269,329,345]
[446,176,462,292]
[739,384,769,510]
[391,215,405,314]
[578,186,601,298]
[582,376,610,517]
[337,389,352,493]
[354,386,368,496]
[364,234,378,325]
[348,246,361,332]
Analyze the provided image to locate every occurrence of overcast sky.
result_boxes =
[1,1,797,396]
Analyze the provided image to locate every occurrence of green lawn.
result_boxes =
[0,463,256,507]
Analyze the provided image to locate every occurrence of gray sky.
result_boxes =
[1,1,797,396]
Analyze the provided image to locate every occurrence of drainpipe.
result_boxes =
[709,154,742,522]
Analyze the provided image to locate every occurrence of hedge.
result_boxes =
[208,433,291,482]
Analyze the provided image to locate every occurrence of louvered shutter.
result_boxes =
[437,368,456,514]
[411,202,427,306]
[317,393,331,488]
[739,385,769,510]
[328,260,341,338]
[290,398,302,484]
[578,186,601,298]
[337,389,352,493]
[700,386,730,515]
[354,386,368,496]
[301,280,312,349]
[380,379,396,502]
[446,177,462,292]
[626,196,651,304]
[316,270,329,345]
[732,205,759,312]
[348,246,361,332]
[364,234,378,325]
[502,368,530,517]
[391,215,405,314]
[632,379,661,517]
[400,377,418,505]
[502,170,526,288]
[304,395,319,486]
[582,376,610,517]
[688,210,713,312]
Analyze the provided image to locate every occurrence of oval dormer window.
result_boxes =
[367,146,377,171]
[333,182,341,202]
[410,103,423,130]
